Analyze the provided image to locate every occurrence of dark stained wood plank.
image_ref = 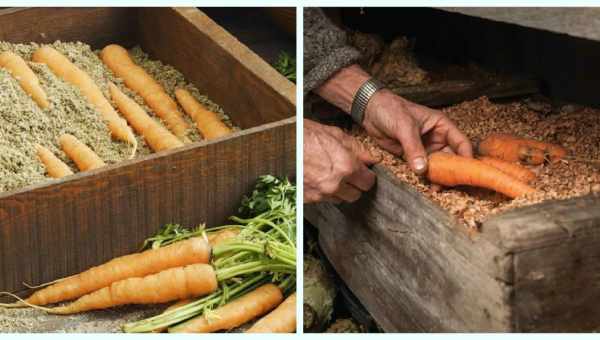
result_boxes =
[0,7,136,48]
[483,194,600,331]
[390,77,540,108]
[305,165,513,332]
[136,7,296,129]
[0,118,295,296]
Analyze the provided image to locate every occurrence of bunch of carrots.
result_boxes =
[426,133,570,199]
[0,44,233,180]
[1,175,296,333]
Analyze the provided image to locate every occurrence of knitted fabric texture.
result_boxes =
[303,8,362,95]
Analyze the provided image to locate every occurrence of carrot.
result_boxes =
[59,134,106,171]
[207,228,241,246]
[1,237,210,307]
[37,264,216,314]
[0,51,49,109]
[174,88,232,140]
[169,283,283,333]
[109,83,183,152]
[100,44,191,141]
[478,133,567,165]
[479,156,536,183]
[246,293,296,333]
[32,46,137,155]
[35,144,73,178]
[427,152,536,198]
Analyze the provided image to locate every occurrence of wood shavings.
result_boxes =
[353,96,600,230]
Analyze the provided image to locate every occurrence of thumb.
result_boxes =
[395,125,428,175]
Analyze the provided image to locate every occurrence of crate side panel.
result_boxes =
[502,194,600,331]
[305,166,513,332]
[135,7,295,129]
[0,120,295,295]
[0,8,135,48]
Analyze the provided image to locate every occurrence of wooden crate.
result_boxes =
[305,166,600,332]
[0,7,296,296]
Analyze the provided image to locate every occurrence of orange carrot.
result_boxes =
[32,47,137,155]
[246,293,296,333]
[427,152,536,198]
[2,237,210,307]
[0,51,49,109]
[59,134,105,171]
[479,156,536,183]
[207,228,241,246]
[478,133,567,164]
[109,83,183,152]
[169,283,283,333]
[41,264,217,315]
[35,144,73,178]
[100,44,191,141]
[175,88,232,140]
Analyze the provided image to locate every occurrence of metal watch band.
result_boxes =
[350,78,384,124]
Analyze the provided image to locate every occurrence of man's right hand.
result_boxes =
[304,119,380,204]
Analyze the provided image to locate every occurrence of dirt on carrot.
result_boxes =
[0,41,236,194]
[353,96,600,229]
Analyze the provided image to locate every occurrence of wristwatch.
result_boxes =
[350,78,384,124]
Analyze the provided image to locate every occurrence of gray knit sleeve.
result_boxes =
[303,8,362,95]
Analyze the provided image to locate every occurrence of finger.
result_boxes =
[375,137,404,157]
[322,196,343,204]
[345,163,377,191]
[334,181,363,203]
[341,135,380,165]
[445,124,474,158]
[395,124,428,175]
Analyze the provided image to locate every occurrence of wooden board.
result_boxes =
[137,8,296,129]
[0,7,296,296]
[305,165,600,332]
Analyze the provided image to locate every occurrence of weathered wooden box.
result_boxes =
[0,7,296,296]
[306,166,600,332]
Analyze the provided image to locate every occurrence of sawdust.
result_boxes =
[354,96,600,229]
[0,41,235,194]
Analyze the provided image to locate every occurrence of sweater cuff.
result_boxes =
[303,46,361,95]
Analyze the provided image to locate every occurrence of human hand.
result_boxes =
[304,119,380,204]
[363,89,473,174]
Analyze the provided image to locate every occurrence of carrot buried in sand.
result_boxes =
[35,144,73,178]
[175,88,232,140]
[100,44,191,141]
[59,134,106,171]
[169,283,284,333]
[0,237,211,308]
[32,46,137,156]
[246,292,296,333]
[427,152,536,199]
[109,83,183,152]
[478,133,567,165]
[0,51,49,109]
[479,156,536,183]
[13,264,218,315]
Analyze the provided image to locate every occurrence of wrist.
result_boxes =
[315,64,371,113]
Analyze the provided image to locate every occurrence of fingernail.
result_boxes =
[413,157,427,172]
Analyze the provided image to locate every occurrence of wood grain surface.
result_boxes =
[0,7,296,297]
[306,165,600,332]
[137,8,296,129]
[0,7,135,48]
[0,118,295,296]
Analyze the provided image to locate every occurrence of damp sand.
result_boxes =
[0,41,235,194]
